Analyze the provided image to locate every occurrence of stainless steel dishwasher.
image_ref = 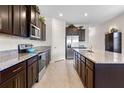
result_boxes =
[38,52,46,81]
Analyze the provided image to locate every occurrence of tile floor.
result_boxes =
[33,60,83,88]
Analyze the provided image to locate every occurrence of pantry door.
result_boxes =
[51,19,65,62]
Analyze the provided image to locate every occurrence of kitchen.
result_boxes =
[1,4,124,89]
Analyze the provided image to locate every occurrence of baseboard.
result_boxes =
[55,59,65,62]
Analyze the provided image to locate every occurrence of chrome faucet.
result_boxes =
[88,41,93,53]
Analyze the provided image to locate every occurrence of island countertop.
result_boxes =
[0,46,51,71]
[73,48,124,64]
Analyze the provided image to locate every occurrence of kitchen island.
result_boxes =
[73,48,124,88]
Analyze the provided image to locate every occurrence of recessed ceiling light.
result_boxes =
[59,13,63,17]
[84,13,88,17]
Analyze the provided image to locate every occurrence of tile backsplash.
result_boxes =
[0,33,49,51]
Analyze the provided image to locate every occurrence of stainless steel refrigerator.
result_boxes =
[66,36,79,59]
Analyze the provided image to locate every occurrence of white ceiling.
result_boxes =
[39,5,124,24]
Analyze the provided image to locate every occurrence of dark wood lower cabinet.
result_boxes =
[74,56,78,72]
[85,66,93,88]
[0,68,26,88]
[77,58,81,76]
[74,50,124,88]
[46,49,51,67]
[74,51,94,88]
[0,49,51,88]
[27,56,38,88]
[0,56,38,88]
[80,61,85,85]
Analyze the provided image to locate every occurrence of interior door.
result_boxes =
[51,19,65,62]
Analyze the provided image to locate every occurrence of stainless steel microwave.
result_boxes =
[30,24,41,39]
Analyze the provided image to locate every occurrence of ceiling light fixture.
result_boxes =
[84,13,88,17]
[59,13,63,17]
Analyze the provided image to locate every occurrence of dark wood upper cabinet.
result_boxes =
[66,25,85,40]
[42,22,46,41]
[66,27,79,36]
[105,32,122,53]
[0,5,12,34]
[13,5,21,36]
[79,29,85,41]
[31,6,36,25]
[13,5,28,37]
[0,5,43,39]
[35,12,40,27]
[39,21,46,41]
[27,5,40,27]
[20,5,28,37]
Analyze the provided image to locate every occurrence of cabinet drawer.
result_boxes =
[73,50,77,56]
[80,55,85,62]
[77,53,80,58]
[0,61,26,83]
[27,56,38,66]
[86,59,94,70]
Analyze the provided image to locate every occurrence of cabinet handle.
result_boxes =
[13,67,22,73]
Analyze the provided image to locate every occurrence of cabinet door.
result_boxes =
[15,69,26,88]
[31,7,36,25]
[40,22,46,40]
[0,76,15,88]
[75,55,78,71]
[77,58,80,76]
[0,5,12,34]
[79,29,85,41]
[13,5,21,36]
[72,30,79,35]
[78,59,81,77]
[105,34,109,51]
[85,66,93,88]
[46,50,51,66]
[42,23,46,40]
[27,61,38,88]
[0,69,26,88]
[105,33,113,52]
[81,61,85,85]
[20,5,27,37]
[35,12,39,27]
[46,51,48,66]
[66,30,72,35]
[48,49,51,62]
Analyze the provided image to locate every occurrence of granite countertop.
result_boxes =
[0,46,51,71]
[73,48,124,64]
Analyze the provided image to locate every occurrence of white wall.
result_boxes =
[89,13,124,53]
[0,17,52,51]
[51,18,65,62]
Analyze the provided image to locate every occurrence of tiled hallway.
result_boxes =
[33,60,83,88]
